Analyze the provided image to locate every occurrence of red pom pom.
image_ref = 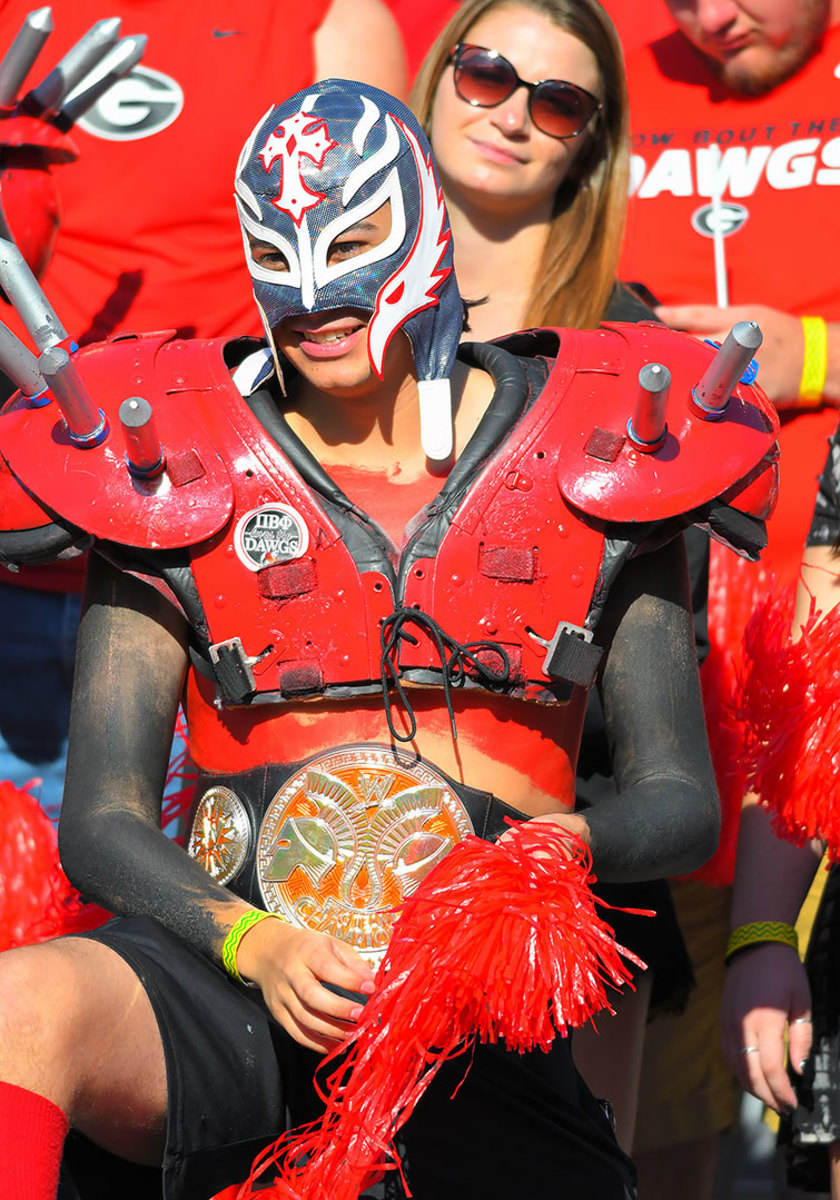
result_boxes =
[0,781,108,950]
[241,823,643,1200]
[686,543,775,885]
[737,584,840,855]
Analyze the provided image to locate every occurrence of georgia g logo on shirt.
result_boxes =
[690,201,749,239]
[74,66,184,141]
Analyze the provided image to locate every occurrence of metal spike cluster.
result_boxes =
[0,238,166,456]
[0,7,146,126]
[625,320,763,453]
[0,236,168,464]
[0,240,108,446]
[0,12,158,462]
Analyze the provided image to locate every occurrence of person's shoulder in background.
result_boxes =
[315,0,408,98]
[384,0,458,83]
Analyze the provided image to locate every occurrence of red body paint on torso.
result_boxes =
[328,464,442,549]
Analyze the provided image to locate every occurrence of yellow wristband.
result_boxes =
[222,909,284,983]
[724,921,799,966]
[799,315,828,405]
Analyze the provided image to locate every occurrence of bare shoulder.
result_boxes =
[314,0,408,99]
[452,359,497,448]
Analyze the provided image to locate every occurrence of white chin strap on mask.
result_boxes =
[418,379,453,462]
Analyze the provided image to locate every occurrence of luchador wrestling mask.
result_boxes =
[234,79,464,460]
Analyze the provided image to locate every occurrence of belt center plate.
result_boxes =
[257,746,474,965]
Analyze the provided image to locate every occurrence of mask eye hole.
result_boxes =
[248,234,290,273]
[313,173,405,290]
[325,200,392,267]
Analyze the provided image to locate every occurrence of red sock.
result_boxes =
[0,1082,68,1198]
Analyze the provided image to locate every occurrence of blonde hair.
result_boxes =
[411,0,630,330]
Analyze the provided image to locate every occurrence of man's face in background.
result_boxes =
[665,0,832,94]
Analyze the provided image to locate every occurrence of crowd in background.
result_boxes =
[0,1,838,1197]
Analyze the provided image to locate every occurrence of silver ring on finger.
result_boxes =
[741,1045,759,1054]
[791,1017,812,1025]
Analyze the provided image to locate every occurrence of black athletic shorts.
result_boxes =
[63,916,636,1200]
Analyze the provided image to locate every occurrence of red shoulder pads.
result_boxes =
[0,332,235,550]
[0,448,56,533]
[554,322,779,523]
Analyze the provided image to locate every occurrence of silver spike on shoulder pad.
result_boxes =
[692,320,763,419]
[0,238,67,352]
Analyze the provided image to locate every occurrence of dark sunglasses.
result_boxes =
[448,43,601,140]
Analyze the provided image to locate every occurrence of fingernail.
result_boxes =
[350,1005,364,1021]
[361,980,375,994]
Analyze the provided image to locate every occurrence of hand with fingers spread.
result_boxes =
[235,915,376,1054]
[720,941,813,1115]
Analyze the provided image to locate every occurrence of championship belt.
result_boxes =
[187,744,484,965]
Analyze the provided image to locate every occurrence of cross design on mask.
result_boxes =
[259,110,336,226]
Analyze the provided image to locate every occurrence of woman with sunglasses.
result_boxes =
[411,0,699,1155]
[411,0,642,340]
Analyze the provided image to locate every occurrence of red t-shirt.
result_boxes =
[621,22,840,582]
[600,1,673,56]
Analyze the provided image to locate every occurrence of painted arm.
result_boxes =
[523,536,718,880]
[580,533,720,881]
[58,551,374,1052]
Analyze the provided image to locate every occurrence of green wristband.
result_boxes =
[724,921,799,966]
[222,909,283,983]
